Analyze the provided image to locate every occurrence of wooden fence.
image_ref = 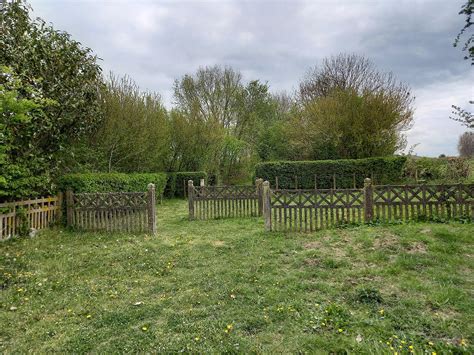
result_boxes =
[263,179,474,232]
[188,179,263,220]
[66,183,156,234]
[0,196,62,240]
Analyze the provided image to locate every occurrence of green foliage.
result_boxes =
[354,288,384,304]
[255,156,407,189]
[1,1,103,153]
[403,156,472,183]
[289,88,413,160]
[0,66,56,201]
[80,74,170,173]
[58,173,167,196]
[164,171,207,198]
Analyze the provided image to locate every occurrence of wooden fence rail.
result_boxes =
[66,183,157,234]
[188,179,263,220]
[0,195,62,240]
[263,179,474,232]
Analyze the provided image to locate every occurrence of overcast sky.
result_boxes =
[31,0,473,157]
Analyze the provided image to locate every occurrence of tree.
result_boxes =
[0,1,103,196]
[453,0,474,64]
[172,65,281,183]
[451,1,473,128]
[88,73,170,173]
[458,131,474,157]
[293,54,414,159]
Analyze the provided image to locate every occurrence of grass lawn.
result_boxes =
[1,199,473,353]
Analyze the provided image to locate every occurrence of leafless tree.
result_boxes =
[299,53,414,111]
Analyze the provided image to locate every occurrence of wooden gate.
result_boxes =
[66,184,156,234]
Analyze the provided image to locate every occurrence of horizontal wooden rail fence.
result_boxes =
[66,183,156,234]
[263,179,474,232]
[188,179,263,220]
[0,195,62,240]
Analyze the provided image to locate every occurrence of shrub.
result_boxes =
[58,173,167,197]
[164,171,207,198]
[255,156,406,189]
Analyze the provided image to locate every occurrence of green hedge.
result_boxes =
[255,157,407,189]
[58,173,167,196]
[164,171,207,198]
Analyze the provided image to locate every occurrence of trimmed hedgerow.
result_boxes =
[58,173,167,196]
[255,156,407,189]
[165,171,207,198]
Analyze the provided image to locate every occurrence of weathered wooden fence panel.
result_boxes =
[0,195,62,240]
[66,184,156,234]
[373,183,474,222]
[269,188,364,232]
[188,179,263,220]
[264,179,474,232]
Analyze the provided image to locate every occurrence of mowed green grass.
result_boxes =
[1,200,473,353]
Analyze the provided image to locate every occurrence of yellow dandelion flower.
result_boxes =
[379,309,384,315]
[338,328,343,333]
[432,352,437,355]
[195,337,200,341]
[86,314,92,319]
[227,324,233,330]
[142,326,148,331]
[428,341,434,346]
[409,345,413,350]
[460,339,467,346]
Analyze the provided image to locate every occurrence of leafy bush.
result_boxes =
[403,156,472,183]
[164,172,207,198]
[58,173,167,197]
[255,156,406,189]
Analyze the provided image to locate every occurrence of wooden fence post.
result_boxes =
[147,183,157,235]
[200,178,205,187]
[256,178,264,216]
[66,190,74,227]
[57,192,64,225]
[363,178,373,223]
[263,181,271,231]
[188,180,195,220]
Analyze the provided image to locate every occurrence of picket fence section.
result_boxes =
[262,179,474,232]
[188,179,263,220]
[66,184,156,234]
[0,196,62,240]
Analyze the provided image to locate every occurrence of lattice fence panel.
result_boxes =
[373,184,474,222]
[270,189,364,232]
[69,192,150,233]
[192,185,260,219]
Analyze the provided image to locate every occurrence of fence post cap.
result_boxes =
[188,180,194,186]
[263,180,270,187]
[364,178,372,186]
[147,183,155,190]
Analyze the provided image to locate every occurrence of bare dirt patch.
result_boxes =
[211,240,226,247]
[303,241,322,249]
[406,242,427,254]
[373,232,400,249]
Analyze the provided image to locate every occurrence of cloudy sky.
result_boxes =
[31,0,473,157]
